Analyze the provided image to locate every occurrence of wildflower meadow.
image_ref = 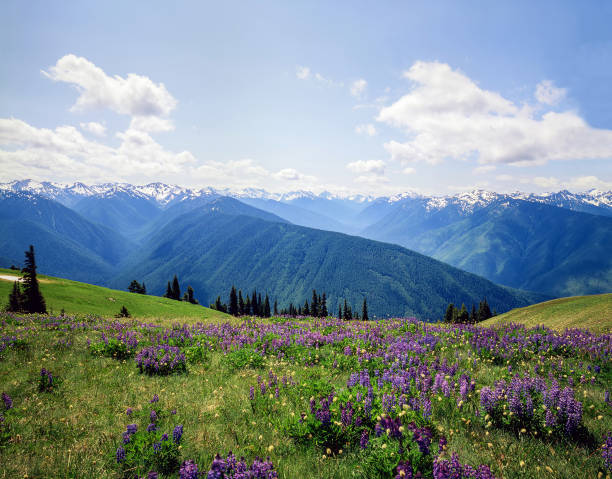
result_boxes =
[0,312,610,478]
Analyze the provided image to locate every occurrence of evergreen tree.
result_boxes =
[229,286,238,316]
[321,292,328,317]
[214,296,227,313]
[273,299,278,316]
[141,282,146,295]
[311,290,319,318]
[164,281,173,299]
[303,299,309,316]
[116,305,131,318]
[251,291,258,316]
[470,304,477,323]
[21,245,46,314]
[444,303,455,323]
[171,275,181,301]
[477,298,493,322]
[7,281,23,312]
[343,299,349,320]
[458,303,469,323]
[338,304,342,320]
[298,305,302,316]
[184,286,197,304]
[128,280,141,293]
[245,296,251,316]
[258,293,262,317]
[264,295,271,318]
[238,290,245,316]
[362,297,369,321]
[347,305,353,320]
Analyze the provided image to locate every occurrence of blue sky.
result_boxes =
[1,0,611,195]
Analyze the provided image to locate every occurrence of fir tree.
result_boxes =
[164,281,173,299]
[470,304,477,323]
[458,303,469,323]
[303,299,309,316]
[171,275,181,301]
[229,286,238,316]
[251,291,258,316]
[338,304,342,320]
[477,298,492,322]
[116,305,131,318]
[264,295,271,317]
[273,299,278,316]
[21,245,46,314]
[362,297,369,321]
[343,299,349,320]
[258,293,262,317]
[311,290,319,317]
[238,290,245,316]
[7,281,23,312]
[184,286,198,304]
[444,303,456,323]
[141,282,146,294]
[321,292,328,317]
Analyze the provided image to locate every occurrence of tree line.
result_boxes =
[443,298,496,324]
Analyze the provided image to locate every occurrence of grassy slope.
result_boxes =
[0,268,230,323]
[482,293,612,333]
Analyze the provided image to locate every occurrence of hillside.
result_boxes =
[0,268,230,323]
[481,293,612,333]
[112,208,545,320]
[364,199,612,297]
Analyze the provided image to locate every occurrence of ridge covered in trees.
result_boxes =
[443,298,495,324]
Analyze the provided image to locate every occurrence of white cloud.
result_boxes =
[273,168,316,182]
[346,159,386,175]
[43,54,177,117]
[473,165,496,174]
[296,66,310,80]
[79,121,106,137]
[355,175,390,185]
[355,123,377,136]
[377,61,612,167]
[495,174,515,182]
[402,167,416,175]
[350,78,367,97]
[535,80,567,106]
[129,116,174,133]
[516,174,612,191]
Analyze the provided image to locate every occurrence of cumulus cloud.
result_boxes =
[129,116,174,133]
[273,168,316,182]
[347,159,386,175]
[43,54,177,117]
[473,165,496,174]
[296,66,310,80]
[355,123,377,136]
[350,78,367,97]
[402,167,416,175]
[535,80,567,106]
[377,61,612,168]
[79,121,106,137]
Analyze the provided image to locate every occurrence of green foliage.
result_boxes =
[223,347,265,370]
[183,345,209,364]
[89,338,135,360]
[116,306,131,318]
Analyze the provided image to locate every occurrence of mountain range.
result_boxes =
[0,179,610,316]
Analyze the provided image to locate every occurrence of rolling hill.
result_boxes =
[481,293,612,333]
[0,267,230,323]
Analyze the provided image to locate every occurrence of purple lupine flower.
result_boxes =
[127,424,138,435]
[126,407,133,416]
[249,386,255,401]
[395,461,413,479]
[161,433,168,441]
[148,473,158,479]
[150,410,157,422]
[1,392,12,410]
[360,430,369,449]
[438,436,447,453]
[150,394,159,403]
[603,433,612,472]
[147,423,157,433]
[173,424,183,444]
[180,460,199,479]
[153,442,162,453]
[207,454,227,479]
[116,446,126,463]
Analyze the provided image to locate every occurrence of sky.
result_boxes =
[1,0,612,196]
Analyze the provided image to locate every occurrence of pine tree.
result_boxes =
[477,298,492,322]
[311,290,319,318]
[21,245,46,314]
[7,281,23,312]
[185,286,197,304]
[321,292,328,317]
[273,299,278,316]
[238,290,245,316]
[164,281,173,299]
[258,293,262,317]
[338,304,342,320]
[252,291,258,316]
[171,275,181,301]
[116,305,131,318]
[362,297,369,321]
[229,286,238,316]
[444,303,455,323]
[470,304,477,323]
[141,282,146,295]
[458,303,469,323]
[264,295,271,317]
[128,280,141,293]
[245,296,251,316]
[303,299,309,316]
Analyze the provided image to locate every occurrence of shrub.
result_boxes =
[90,332,138,359]
[223,347,265,371]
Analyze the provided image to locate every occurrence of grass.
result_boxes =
[1,312,611,479]
[481,293,612,333]
[0,268,231,324]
